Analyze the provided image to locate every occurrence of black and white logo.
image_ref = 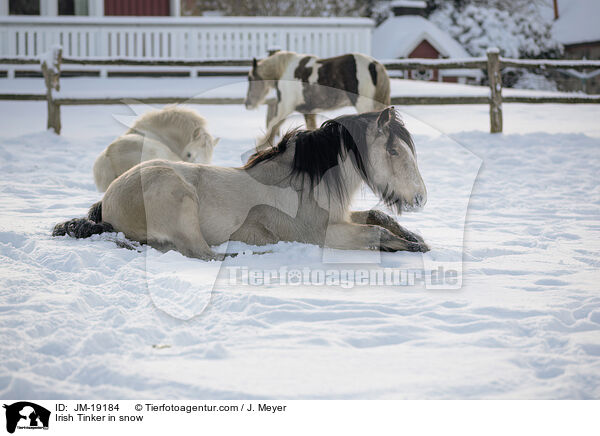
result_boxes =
[3,402,50,434]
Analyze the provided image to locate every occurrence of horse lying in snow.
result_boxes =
[54,108,428,259]
[93,106,219,192]
[245,51,391,150]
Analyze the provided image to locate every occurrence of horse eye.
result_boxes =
[186,152,192,158]
[387,148,399,156]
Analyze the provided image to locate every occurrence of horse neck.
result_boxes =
[259,52,298,80]
[245,138,365,219]
[326,154,365,218]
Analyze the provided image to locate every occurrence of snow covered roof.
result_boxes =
[552,0,600,45]
[373,15,471,59]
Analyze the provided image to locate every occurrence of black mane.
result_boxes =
[244,111,413,202]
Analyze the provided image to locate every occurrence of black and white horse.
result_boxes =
[53,108,428,260]
[245,51,391,150]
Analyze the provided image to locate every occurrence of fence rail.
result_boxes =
[0,57,253,67]
[5,55,599,70]
[381,57,600,71]
[1,48,599,134]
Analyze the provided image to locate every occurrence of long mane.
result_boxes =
[245,111,413,204]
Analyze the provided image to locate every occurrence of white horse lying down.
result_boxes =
[54,108,428,259]
[93,106,219,191]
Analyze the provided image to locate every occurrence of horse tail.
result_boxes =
[52,201,114,239]
[373,61,391,109]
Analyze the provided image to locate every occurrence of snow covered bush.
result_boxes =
[427,2,562,89]
[429,3,562,59]
[511,70,558,91]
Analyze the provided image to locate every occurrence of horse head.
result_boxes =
[181,127,219,164]
[365,107,426,213]
[245,57,271,109]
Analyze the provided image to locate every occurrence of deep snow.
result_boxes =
[1,77,599,399]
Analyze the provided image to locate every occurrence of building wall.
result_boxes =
[409,39,438,59]
[404,40,470,83]
[565,42,600,60]
[0,0,178,16]
[554,41,600,94]
[104,0,170,16]
[407,40,438,81]
[404,40,472,84]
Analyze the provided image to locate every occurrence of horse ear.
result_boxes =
[377,106,394,130]
[213,137,220,146]
[252,58,258,71]
[193,127,202,138]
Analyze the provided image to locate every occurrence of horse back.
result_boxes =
[102,159,203,241]
[290,53,389,112]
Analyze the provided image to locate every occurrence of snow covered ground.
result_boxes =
[1,77,599,399]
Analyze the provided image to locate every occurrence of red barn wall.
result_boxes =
[409,40,439,59]
[105,0,170,16]
[406,39,466,83]
[408,39,440,81]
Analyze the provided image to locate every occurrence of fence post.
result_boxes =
[41,46,62,134]
[487,48,503,133]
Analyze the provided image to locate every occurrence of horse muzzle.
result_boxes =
[414,193,426,209]
[400,192,427,213]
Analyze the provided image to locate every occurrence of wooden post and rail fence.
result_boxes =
[1,47,599,134]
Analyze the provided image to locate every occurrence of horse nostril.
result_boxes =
[414,194,424,207]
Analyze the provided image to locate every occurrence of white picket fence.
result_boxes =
[0,16,373,60]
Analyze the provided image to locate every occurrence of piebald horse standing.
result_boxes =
[53,108,428,260]
[245,51,391,150]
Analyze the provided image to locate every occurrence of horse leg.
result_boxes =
[304,113,317,130]
[266,99,277,125]
[144,171,223,261]
[259,118,286,151]
[257,117,285,151]
[350,210,427,246]
[257,101,292,151]
[325,222,428,252]
[355,95,384,114]
[229,205,283,246]
[230,222,278,246]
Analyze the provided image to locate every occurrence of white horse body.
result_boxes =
[93,135,181,192]
[55,109,429,259]
[102,162,302,250]
[93,106,218,192]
